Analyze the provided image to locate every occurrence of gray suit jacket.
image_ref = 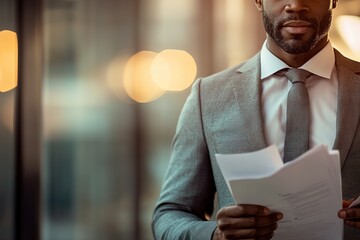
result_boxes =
[152,50,360,240]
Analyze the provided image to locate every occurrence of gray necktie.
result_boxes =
[283,68,312,163]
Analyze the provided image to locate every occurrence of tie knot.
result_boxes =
[285,68,311,84]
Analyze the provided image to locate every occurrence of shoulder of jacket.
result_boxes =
[335,49,360,73]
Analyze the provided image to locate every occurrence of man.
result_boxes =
[152,0,360,239]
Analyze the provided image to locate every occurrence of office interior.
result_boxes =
[0,0,359,239]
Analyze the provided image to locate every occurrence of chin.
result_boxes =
[279,38,316,54]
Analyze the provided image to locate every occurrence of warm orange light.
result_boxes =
[336,15,360,56]
[106,56,127,100]
[151,49,197,91]
[0,30,18,92]
[123,51,165,103]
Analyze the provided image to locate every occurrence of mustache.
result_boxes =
[277,15,318,27]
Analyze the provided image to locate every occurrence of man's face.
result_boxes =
[260,0,333,54]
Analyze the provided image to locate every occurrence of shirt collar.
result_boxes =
[260,40,335,79]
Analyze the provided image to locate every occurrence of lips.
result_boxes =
[283,20,312,27]
[283,20,313,34]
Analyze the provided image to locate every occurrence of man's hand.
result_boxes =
[212,204,283,240]
[338,199,360,229]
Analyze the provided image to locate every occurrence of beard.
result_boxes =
[262,11,332,54]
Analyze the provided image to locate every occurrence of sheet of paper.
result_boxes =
[216,145,343,240]
[215,145,283,192]
[349,195,360,208]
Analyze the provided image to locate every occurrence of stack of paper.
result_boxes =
[216,145,342,240]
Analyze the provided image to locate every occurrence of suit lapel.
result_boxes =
[333,50,360,167]
[229,53,268,152]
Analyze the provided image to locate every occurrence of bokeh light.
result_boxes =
[336,15,360,56]
[106,56,128,100]
[0,30,18,92]
[151,49,197,91]
[123,51,165,103]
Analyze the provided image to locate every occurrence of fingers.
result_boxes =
[219,223,278,239]
[213,227,275,240]
[218,213,282,229]
[217,205,282,230]
[344,219,360,228]
[217,205,271,218]
[338,208,360,219]
[342,198,356,208]
[338,207,360,229]
[216,205,283,239]
[342,200,352,208]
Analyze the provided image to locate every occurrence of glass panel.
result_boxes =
[0,0,17,239]
[42,1,138,239]
[42,0,203,239]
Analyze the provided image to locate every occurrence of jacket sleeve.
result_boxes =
[152,78,217,239]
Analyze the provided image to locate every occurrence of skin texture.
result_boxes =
[213,0,360,239]
[213,205,283,240]
[338,199,360,229]
[255,0,335,67]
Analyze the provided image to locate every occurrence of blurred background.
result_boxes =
[0,0,359,239]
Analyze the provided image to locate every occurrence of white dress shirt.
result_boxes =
[260,41,338,157]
